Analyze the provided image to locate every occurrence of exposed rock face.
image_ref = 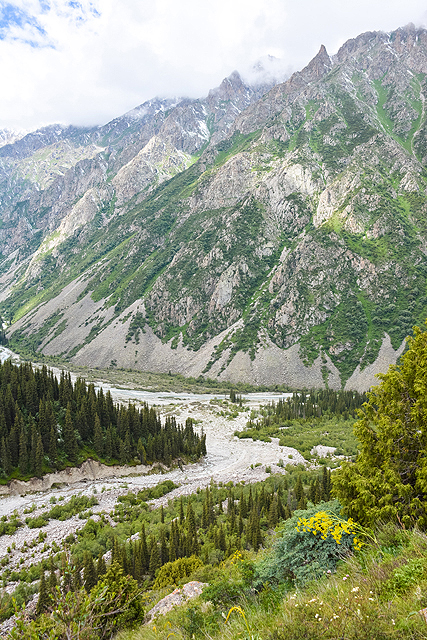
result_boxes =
[0,458,154,497]
[3,24,427,389]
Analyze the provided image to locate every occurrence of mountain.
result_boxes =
[2,24,427,391]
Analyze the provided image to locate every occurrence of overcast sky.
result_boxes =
[1,0,427,131]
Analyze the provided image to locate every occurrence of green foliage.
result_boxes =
[0,360,205,482]
[332,322,427,530]
[382,558,426,597]
[154,556,203,588]
[253,501,355,587]
[235,389,365,460]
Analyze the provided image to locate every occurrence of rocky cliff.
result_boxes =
[2,24,427,390]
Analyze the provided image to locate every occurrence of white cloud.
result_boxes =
[0,0,426,130]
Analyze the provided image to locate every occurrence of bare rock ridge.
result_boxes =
[2,24,427,390]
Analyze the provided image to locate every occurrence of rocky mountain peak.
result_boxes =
[304,44,333,80]
[3,23,427,392]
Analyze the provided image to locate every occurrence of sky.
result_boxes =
[1,0,427,131]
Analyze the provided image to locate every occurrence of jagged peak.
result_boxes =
[285,44,332,90]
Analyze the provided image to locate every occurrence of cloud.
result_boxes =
[0,0,426,130]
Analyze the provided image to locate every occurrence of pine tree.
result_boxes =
[94,414,104,458]
[63,404,78,463]
[35,432,44,477]
[18,425,28,475]
[149,542,161,577]
[83,553,97,592]
[36,571,50,615]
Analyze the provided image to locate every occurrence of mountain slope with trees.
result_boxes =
[2,25,427,389]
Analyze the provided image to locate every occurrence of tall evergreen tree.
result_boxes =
[36,571,50,616]
[149,542,161,577]
[18,425,28,475]
[35,432,44,477]
[94,414,104,458]
[83,553,97,592]
[63,404,78,463]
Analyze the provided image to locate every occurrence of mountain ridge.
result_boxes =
[2,24,427,390]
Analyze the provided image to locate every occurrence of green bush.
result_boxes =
[154,556,203,588]
[382,558,426,596]
[26,515,48,529]
[253,501,355,587]
[201,576,243,608]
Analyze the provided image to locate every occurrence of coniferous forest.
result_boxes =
[0,360,205,480]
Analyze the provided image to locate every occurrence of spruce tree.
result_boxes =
[94,414,104,458]
[295,476,304,502]
[48,559,57,593]
[140,524,149,570]
[1,437,10,476]
[83,553,97,592]
[149,543,161,577]
[63,404,78,463]
[49,425,57,465]
[18,425,28,475]
[36,571,50,616]
[169,530,177,562]
[97,553,107,578]
[35,432,44,477]
[332,322,427,529]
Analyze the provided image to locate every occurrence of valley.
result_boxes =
[2,25,427,390]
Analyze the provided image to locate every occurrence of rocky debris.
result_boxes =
[145,581,207,623]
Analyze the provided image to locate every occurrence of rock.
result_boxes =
[146,581,207,623]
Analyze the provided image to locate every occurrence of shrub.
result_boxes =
[201,577,243,608]
[253,501,356,587]
[154,556,203,588]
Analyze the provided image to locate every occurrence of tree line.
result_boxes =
[0,360,205,479]
[247,389,367,429]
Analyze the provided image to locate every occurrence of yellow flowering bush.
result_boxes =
[296,511,364,551]
[253,501,361,586]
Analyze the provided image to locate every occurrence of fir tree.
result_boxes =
[83,553,97,592]
[18,425,28,475]
[63,404,78,463]
[94,414,104,458]
[149,542,161,577]
[35,432,44,477]
[36,571,50,616]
